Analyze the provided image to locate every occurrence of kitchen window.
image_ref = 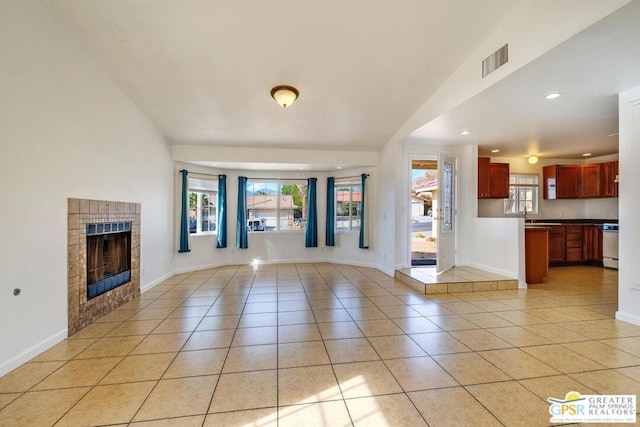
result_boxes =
[246,180,307,232]
[188,177,218,235]
[336,182,362,231]
[504,174,538,215]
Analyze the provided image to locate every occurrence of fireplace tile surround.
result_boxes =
[67,198,140,335]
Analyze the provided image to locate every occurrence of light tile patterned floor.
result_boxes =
[0,263,637,426]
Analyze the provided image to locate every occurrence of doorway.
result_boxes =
[411,159,437,266]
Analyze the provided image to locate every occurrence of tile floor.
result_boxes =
[0,263,637,426]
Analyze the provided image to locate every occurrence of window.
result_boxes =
[504,174,539,215]
[246,180,307,232]
[335,182,362,231]
[188,177,217,234]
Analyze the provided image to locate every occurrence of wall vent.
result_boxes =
[482,43,508,78]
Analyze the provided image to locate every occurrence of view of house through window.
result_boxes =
[246,180,307,232]
[188,177,218,234]
[335,182,362,231]
[504,173,539,215]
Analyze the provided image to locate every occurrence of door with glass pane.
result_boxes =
[436,153,456,273]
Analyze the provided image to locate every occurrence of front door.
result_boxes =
[436,152,456,273]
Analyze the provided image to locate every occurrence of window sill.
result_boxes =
[190,232,217,237]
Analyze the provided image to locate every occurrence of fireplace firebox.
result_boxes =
[86,222,132,299]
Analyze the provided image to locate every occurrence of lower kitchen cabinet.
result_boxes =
[548,226,565,263]
[565,226,583,262]
[525,228,549,284]
[547,224,604,265]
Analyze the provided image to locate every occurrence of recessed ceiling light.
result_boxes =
[460,131,470,135]
[491,149,500,153]
[582,153,592,157]
[545,93,561,99]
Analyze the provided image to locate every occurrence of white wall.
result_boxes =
[478,155,619,220]
[174,163,380,273]
[616,86,640,325]
[376,140,521,280]
[0,0,174,375]
[455,146,522,282]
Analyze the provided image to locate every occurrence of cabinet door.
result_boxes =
[489,163,510,198]
[603,161,618,198]
[548,227,565,263]
[556,165,580,198]
[594,227,603,261]
[580,164,603,198]
[478,157,490,198]
[583,226,594,261]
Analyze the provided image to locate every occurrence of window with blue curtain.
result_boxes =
[236,176,248,249]
[178,170,190,253]
[217,174,227,248]
[326,177,335,246]
[305,178,318,247]
[359,173,369,249]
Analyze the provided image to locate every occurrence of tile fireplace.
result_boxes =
[67,198,140,335]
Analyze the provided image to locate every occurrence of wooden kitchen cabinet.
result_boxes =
[543,165,580,199]
[525,228,549,284]
[548,226,565,263]
[603,161,619,198]
[594,226,603,262]
[583,225,595,261]
[478,157,509,198]
[565,225,583,262]
[580,164,603,198]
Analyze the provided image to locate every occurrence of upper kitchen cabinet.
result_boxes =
[579,163,603,198]
[478,157,509,199]
[543,162,618,199]
[543,165,580,199]
[603,161,619,198]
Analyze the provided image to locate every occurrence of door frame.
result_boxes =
[408,154,437,267]
[407,152,458,270]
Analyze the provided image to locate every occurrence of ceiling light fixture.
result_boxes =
[270,85,299,108]
[545,93,561,99]
[528,155,539,165]
[582,153,592,157]
[460,130,470,135]
[491,149,500,153]
[608,132,619,137]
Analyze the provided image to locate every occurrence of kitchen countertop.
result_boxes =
[525,219,617,226]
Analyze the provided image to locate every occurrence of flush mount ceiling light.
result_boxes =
[528,155,539,164]
[582,153,592,157]
[491,149,500,153]
[460,130,471,135]
[270,85,299,108]
[545,93,561,99]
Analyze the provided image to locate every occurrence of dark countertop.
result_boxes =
[525,219,617,226]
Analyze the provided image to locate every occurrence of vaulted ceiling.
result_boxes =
[43,0,639,166]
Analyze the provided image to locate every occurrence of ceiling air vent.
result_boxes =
[482,43,508,78]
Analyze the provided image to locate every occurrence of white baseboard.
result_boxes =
[0,329,68,377]
[174,262,227,276]
[615,310,640,326]
[462,262,518,280]
[140,271,176,293]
